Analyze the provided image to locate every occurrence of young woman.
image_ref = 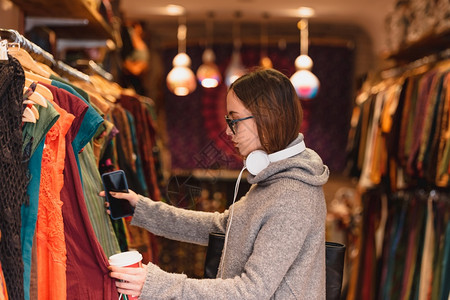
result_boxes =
[101,68,329,299]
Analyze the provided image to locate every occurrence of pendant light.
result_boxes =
[196,12,221,88]
[225,11,246,87]
[290,8,319,99]
[166,15,197,96]
[259,13,273,69]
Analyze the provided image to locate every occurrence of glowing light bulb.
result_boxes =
[167,53,197,96]
[225,51,246,87]
[295,54,313,70]
[290,69,319,99]
[197,48,222,88]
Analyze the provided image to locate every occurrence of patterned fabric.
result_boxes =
[0,55,28,300]
[42,83,118,299]
[119,95,162,263]
[347,60,450,188]
[126,111,148,195]
[112,104,154,262]
[36,100,74,300]
[52,80,121,258]
[120,94,161,200]
[21,100,59,300]
[78,142,121,258]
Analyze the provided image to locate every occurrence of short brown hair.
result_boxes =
[230,68,303,154]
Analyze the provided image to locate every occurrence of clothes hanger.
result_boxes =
[72,78,117,104]
[29,104,39,120]
[24,70,53,86]
[23,86,48,108]
[8,48,51,78]
[22,106,36,123]
[0,39,8,61]
[24,77,53,101]
[22,83,43,120]
[36,61,59,77]
[23,99,36,105]
[89,74,121,101]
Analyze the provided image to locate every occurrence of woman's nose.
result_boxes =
[225,126,233,136]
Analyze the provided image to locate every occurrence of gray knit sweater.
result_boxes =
[131,135,329,299]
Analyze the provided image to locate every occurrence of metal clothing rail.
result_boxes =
[380,46,450,80]
[75,58,114,81]
[0,28,56,67]
[56,60,91,82]
[0,28,91,83]
[88,60,114,81]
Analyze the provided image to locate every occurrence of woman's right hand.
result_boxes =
[99,189,140,214]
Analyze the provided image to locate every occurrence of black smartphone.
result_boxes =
[101,170,134,220]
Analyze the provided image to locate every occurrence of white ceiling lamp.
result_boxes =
[166,15,197,96]
[196,12,221,88]
[290,7,320,100]
[225,11,246,87]
[165,4,185,16]
[259,13,273,69]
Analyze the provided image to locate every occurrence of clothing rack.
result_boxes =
[74,59,114,81]
[380,47,450,80]
[0,28,56,67]
[56,60,91,82]
[0,28,91,83]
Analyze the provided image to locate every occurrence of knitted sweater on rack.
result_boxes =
[132,134,329,300]
[0,55,28,300]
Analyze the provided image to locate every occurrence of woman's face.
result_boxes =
[226,90,262,157]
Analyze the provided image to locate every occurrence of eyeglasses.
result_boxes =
[225,115,254,135]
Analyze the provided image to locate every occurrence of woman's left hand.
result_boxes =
[109,264,148,297]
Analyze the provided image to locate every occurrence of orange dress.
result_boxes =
[36,100,74,300]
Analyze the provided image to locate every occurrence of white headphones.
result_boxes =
[219,139,306,277]
[245,140,306,175]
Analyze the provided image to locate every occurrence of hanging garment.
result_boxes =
[399,196,424,300]
[357,190,382,300]
[408,195,428,300]
[51,79,121,258]
[42,83,117,299]
[126,111,149,196]
[120,94,160,200]
[431,197,450,299]
[93,119,116,166]
[98,125,130,253]
[406,70,438,177]
[418,195,436,300]
[359,91,386,188]
[36,99,74,300]
[417,71,448,180]
[21,101,59,300]
[436,73,450,187]
[78,142,121,258]
[111,104,153,260]
[50,79,99,181]
[0,55,28,300]
[439,220,450,300]
[120,94,162,263]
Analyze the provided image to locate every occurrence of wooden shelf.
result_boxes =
[385,28,450,63]
[11,0,114,40]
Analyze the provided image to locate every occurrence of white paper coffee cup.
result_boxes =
[109,250,143,268]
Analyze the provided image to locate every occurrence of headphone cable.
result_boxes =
[219,165,246,278]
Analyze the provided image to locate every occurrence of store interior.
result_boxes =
[0,0,449,299]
